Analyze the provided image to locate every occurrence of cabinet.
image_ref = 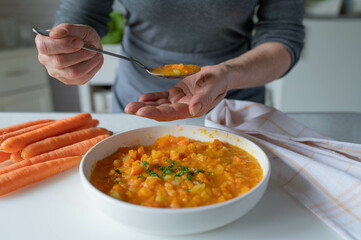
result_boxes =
[0,48,53,112]
[267,18,361,113]
[0,87,52,111]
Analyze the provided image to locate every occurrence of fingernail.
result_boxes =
[191,103,202,116]
[50,28,68,38]
[71,38,83,49]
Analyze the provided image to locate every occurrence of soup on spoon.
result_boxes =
[150,64,201,78]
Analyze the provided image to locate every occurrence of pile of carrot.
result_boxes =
[0,113,111,196]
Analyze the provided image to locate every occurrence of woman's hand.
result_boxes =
[125,64,230,121]
[35,23,104,85]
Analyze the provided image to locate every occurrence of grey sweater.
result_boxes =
[55,0,305,111]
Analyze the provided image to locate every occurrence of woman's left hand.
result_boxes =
[125,64,230,121]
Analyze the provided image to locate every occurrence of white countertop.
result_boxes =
[1,112,356,240]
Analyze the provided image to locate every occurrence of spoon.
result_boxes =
[32,27,200,79]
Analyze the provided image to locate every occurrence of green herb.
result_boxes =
[174,172,184,177]
[186,189,190,192]
[138,159,204,182]
[137,175,146,180]
[149,172,158,177]
[115,169,121,174]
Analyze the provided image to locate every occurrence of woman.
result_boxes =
[35,0,305,121]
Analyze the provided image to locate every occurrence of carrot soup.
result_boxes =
[89,135,263,208]
[150,64,200,76]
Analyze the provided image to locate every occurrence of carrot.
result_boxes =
[0,122,53,144]
[0,135,109,175]
[0,113,92,153]
[0,156,82,196]
[0,151,10,163]
[76,119,99,130]
[0,119,53,135]
[21,127,109,159]
[11,152,23,163]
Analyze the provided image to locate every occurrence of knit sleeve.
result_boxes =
[252,0,305,71]
[54,0,113,37]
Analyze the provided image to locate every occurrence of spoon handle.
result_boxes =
[32,27,148,70]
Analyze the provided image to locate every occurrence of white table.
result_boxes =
[2,112,357,240]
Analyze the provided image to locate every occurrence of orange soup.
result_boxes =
[150,64,200,76]
[89,135,263,208]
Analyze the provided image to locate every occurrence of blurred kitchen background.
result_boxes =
[0,0,360,113]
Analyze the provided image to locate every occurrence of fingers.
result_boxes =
[56,23,102,48]
[35,23,103,85]
[125,98,170,114]
[138,91,169,102]
[48,23,101,46]
[38,49,97,69]
[35,34,83,55]
[75,59,104,85]
[35,23,101,56]
[48,25,68,39]
[189,85,224,117]
[125,102,191,121]
[168,87,186,103]
[47,53,103,85]
[188,70,228,117]
[124,102,155,114]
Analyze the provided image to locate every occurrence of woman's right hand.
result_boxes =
[35,23,104,85]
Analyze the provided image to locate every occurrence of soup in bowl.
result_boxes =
[80,125,270,235]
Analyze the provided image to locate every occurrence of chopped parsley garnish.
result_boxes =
[114,169,121,174]
[136,158,204,182]
[141,161,149,167]
[149,172,158,177]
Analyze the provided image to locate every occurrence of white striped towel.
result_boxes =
[205,99,361,240]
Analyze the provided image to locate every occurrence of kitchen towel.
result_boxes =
[205,99,361,240]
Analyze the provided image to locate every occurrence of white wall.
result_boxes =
[0,0,61,29]
[0,0,82,112]
[267,18,361,113]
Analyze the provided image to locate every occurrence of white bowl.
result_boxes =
[80,125,270,235]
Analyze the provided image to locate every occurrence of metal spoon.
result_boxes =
[32,27,199,79]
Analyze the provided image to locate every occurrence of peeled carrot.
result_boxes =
[0,122,53,144]
[0,119,53,135]
[0,134,109,175]
[11,152,24,163]
[21,127,109,159]
[76,119,99,130]
[0,151,10,163]
[0,156,82,196]
[0,113,92,153]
